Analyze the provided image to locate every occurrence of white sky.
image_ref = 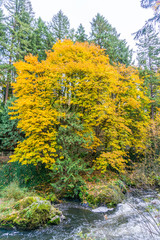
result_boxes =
[30,0,154,54]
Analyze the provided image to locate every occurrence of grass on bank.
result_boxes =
[0,181,38,218]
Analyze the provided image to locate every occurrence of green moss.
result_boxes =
[48,216,60,225]
[0,212,17,230]
[0,197,63,230]
[14,196,40,210]
[1,212,17,222]
[85,180,126,208]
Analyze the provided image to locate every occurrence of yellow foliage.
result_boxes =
[10,40,150,171]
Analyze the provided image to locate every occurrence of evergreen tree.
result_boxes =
[50,10,70,40]
[68,27,75,41]
[135,0,160,38]
[0,8,6,57]
[90,13,112,47]
[2,0,34,103]
[137,26,160,70]
[0,97,25,152]
[90,13,132,65]
[75,24,88,42]
[31,17,55,61]
[0,7,8,103]
[5,0,34,61]
[136,25,160,119]
[141,0,156,8]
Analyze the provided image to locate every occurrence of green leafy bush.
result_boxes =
[0,181,29,200]
[50,113,92,198]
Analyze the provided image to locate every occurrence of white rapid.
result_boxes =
[0,190,159,240]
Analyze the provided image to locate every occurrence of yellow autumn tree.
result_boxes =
[10,39,150,172]
[95,65,150,172]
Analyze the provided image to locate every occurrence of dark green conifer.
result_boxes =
[50,10,70,40]
[0,97,25,151]
[75,24,88,42]
[136,25,160,119]
[2,0,34,103]
[90,13,132,65]
[31,17,55,61]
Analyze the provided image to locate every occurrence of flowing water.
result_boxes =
[0,190,160,240]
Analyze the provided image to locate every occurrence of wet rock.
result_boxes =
[84,180,126,208]
[0,196,63,230]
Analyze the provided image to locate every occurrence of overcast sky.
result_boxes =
[30,0,153,54]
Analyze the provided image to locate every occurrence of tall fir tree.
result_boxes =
[0,8,6,57]
[135,0,160,38]
[31,17,55,61]
[50,10,71,40]
[2,0,34,103]
[90,13,132,65]
[5,0,34,61]
[75,24,88,42]
[68,27,75,41]
[136,25,160,119]
[0,6,8,103]
[137,25,160,70]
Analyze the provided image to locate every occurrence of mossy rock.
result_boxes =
[48,215,60,225]
[0,196,63,230]
[85,180,126,208]
[13,196,42,210]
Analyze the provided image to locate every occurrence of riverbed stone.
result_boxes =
[84,180,126,208]
[0,196,63,230]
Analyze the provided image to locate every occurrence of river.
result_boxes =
[0,189,159,240]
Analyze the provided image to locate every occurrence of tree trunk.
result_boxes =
[150,82,154,120]
[5,82,9,104]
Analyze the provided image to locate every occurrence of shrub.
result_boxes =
[0,161,51,190]
[50,113,92,199]
[0,181,29,200]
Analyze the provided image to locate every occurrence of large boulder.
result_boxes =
[0,196,63,230]
[84,180,126,208]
